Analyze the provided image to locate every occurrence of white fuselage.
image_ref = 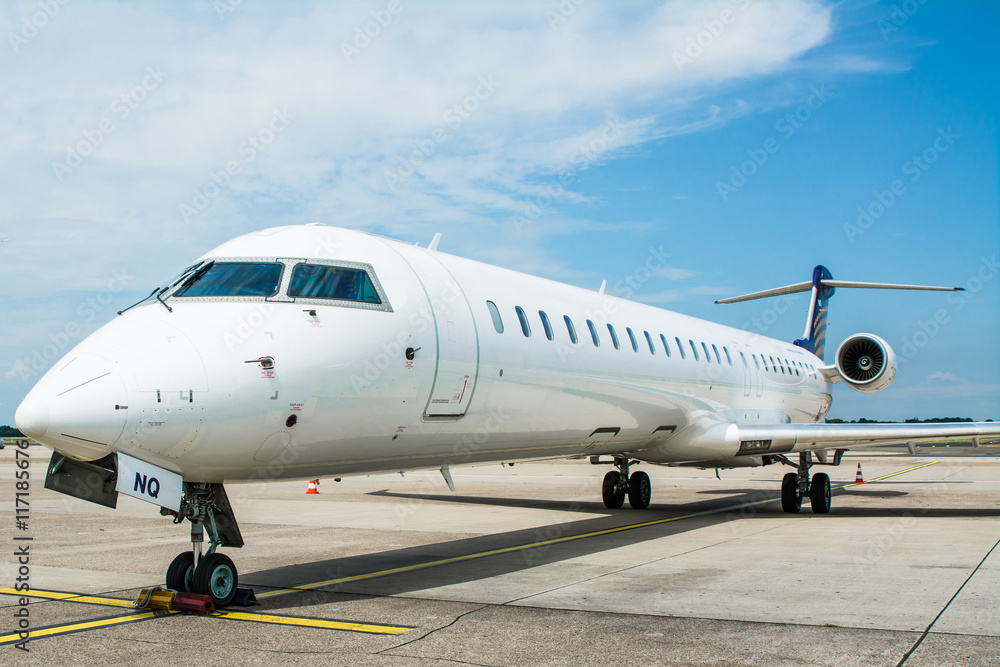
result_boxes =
[18,225,832,482]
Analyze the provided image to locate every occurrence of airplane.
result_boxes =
[15,223,1000,607]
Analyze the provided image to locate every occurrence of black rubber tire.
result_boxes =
[192,553,238,607]
[628,471,651,509]
[810,472,832,514]
[166,551,195,592]
[602,471,625,509]
[781,473,802,513]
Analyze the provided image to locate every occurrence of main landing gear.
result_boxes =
[162,483,244,607]
[597,456,651,509]
[776,452,833,514]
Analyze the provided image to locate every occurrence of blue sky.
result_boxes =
[0,0,997,425]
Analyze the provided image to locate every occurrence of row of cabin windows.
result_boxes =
[486,301,818,376]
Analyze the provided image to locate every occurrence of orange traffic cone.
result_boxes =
[855,464,864,484]
[306,480,319,494]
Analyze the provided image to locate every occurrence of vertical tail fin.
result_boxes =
[793,265,835,361]
[715,265,964,363]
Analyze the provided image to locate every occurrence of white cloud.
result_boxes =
[0,2,834,273]
[653,267,698,281]
[926,371,959,383]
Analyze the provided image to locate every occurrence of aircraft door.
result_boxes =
[399,249,480,417]
[740,350,751,398]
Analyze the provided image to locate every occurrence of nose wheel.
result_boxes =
[162,483,243,607]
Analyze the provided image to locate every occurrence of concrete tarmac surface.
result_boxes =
[1,443,998,666]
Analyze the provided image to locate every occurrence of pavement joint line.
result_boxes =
[0,609,174,646]
[254,460,941,599]
[895,534,1000,667]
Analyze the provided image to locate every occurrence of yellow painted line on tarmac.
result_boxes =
[0,588,134,608]
[258,460,942,599]
[841,460,941,488]
[212,609,412,635]
[0,588,411,637]
[0,610,174,646]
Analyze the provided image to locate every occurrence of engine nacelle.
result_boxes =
[835,333,897,393]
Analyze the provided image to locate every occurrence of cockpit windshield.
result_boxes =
[288,264,381,303]
[172,262,284,298]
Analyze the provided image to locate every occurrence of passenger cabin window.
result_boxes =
[724,347,733,365]
[676,337,686,359]
[608,324,621,350]
[564,316,578,344]
[539,310,554,341]
[712,344,722,364]
[626,327,638,352]
[289,264,381,303]
[587,319,600,347]
[689,340,699,361]
[487,300,504,334]
[644,331,656,355]
[173,261,283,298]
[740,351,748,367]
[702,342,711,363]
[660,334,671,357]
[515,306,531,337]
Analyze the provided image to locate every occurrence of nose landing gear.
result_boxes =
[162,483,244,607]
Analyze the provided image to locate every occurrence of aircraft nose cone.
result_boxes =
[14,395,50,441]
[18,354,128,459]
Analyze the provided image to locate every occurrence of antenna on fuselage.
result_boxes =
[598,280,606,294]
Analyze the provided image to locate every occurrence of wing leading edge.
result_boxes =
[734,421,1000,454]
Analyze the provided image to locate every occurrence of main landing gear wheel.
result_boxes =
[781,473,802,514]
[193,552,238,607]
[810,472,832,514]
[166,551,195,592]
[602,471,625,508]
[628,471,651,509]
[776,452,836,515]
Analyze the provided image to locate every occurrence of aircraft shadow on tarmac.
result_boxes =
[242,488,998,612]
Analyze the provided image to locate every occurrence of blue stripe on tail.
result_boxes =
[793,265,835,361]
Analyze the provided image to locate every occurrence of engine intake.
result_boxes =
[835,333,897,393]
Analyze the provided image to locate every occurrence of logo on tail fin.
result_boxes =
[794,265,834,361]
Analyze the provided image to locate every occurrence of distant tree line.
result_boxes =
[825,417,991,424]
[0,426,25,437]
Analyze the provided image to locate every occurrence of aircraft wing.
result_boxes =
[734,421,1000,454]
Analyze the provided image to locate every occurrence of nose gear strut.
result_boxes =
[161,482,244,607]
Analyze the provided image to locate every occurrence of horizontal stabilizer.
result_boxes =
[716,266,965,360]
[715,279,963,305]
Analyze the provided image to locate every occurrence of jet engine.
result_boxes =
[834,333,897,393]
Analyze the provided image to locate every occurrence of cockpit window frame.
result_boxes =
[160,257,392,312]
[284,258,392,312]
[166,257,285,302]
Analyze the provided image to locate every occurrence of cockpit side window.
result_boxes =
[172,262,283,298]
[288,264,381,303]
